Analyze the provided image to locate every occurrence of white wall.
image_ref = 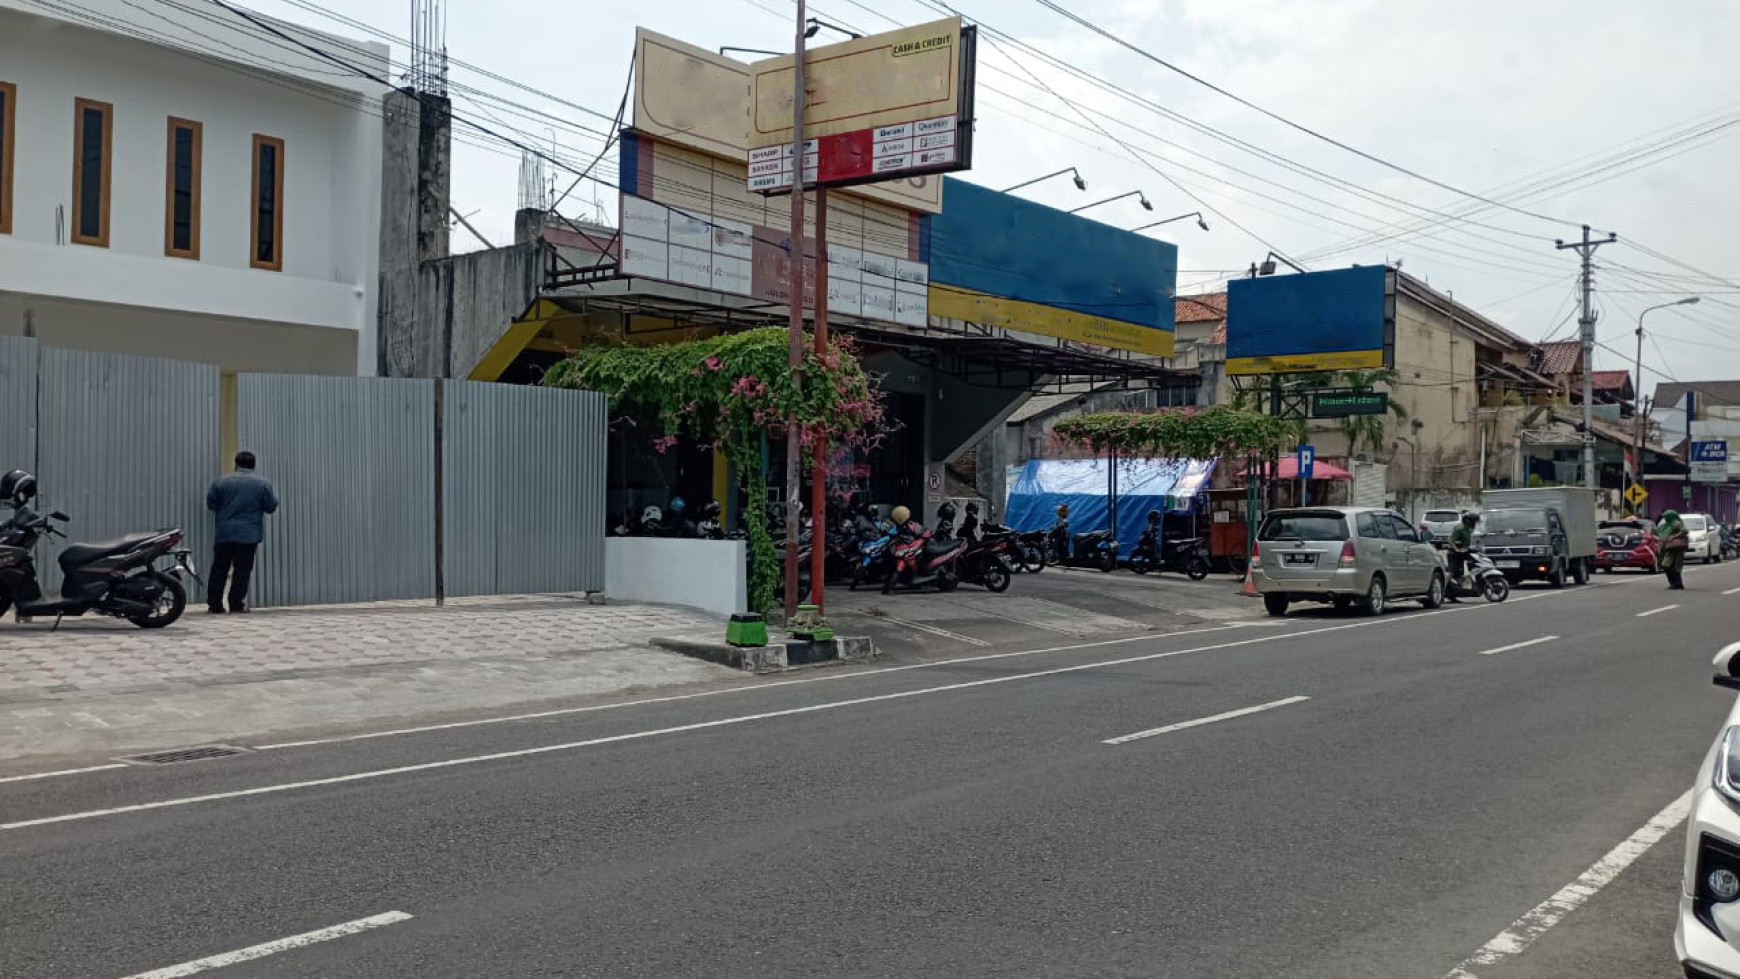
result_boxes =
[606,538,746,618]
[0,1,386,370]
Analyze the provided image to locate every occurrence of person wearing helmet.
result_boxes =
[935,502,957,540]
[640,504,665,536]
[1657,510,1689,590]
[1446,511,1479,600]
[0,469,37,508]
[889,505,911,526]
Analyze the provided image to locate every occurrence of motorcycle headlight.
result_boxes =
[1715,728,1740,812]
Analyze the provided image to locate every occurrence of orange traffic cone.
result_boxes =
[1239,542,1259,597]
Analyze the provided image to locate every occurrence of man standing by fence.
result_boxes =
[206,450,278,614]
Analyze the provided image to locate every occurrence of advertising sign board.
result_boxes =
[1226,266,1395,375]
[925,178,1176,356]
[631,28,942,213]
[1311,390,1389,418]
[1691,439,1729,483]
[746,17,976,194]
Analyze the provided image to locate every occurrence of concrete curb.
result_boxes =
[650,635,878,675]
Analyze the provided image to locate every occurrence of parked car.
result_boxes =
[1250,506,1444,618]
[1594,519,1659,574]
[1674,642,1740,977]
[1418,509,1462,547]
[1685,513,1723,564]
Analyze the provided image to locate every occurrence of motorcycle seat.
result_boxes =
[924,539,964,558]
[58,531,164,571]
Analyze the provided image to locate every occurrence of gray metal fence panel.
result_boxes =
[0,336,38,477]
[442,382,605,596]
[238,374,435,607]
[35,347,218,591]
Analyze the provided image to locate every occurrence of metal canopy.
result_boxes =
[541,277,1195,394]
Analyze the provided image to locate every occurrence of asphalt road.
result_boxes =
[3,562,1738,979]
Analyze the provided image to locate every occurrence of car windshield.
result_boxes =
[1424,510,1459,522]
[1481,509,1548,534]
[1259,513,1347,541]
[1684,515,1708,531]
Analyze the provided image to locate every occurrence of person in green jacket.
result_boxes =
[1657,510,1688,590]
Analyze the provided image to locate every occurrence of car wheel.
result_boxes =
[1421,572,1444,609]
[1548,560,1566,588]
[1572,560,1589,585]
[1262,593,1289,617]
[1364,575,1387,616]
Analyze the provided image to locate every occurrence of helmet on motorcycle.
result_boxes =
[668,496,687,513]
[1461,511,1479,526]
[1056,504,1070,518]
[1146,509,1161,523]
[965,501,980,515]
[699,499,722,520]
[937,502,957,522]
[890,505,911,525]
[641,505,664,526]
[0,469,35,506]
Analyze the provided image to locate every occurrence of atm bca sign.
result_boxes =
[1691,440,1729,483]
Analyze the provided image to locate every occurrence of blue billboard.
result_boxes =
[924,178,1177,356]
[1226,265,1393,374]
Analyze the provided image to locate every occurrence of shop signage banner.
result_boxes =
[1226,266,1395,375]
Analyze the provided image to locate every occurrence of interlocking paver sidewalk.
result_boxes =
[0,595,740,765]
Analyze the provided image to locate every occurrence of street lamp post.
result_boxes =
[1002,167,1086,194]
[1069,190,1152,214]
[1633,296,1701,498]
[1132,212,1208,233]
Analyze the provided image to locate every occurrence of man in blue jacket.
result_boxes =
[205,450,279,613]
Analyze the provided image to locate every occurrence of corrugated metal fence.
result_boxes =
[34,347,219,591]
[442,382,606,596]
[4,341,603,607]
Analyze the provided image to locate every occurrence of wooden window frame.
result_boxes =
[249,133,285,271]
[164,117,203,259]
[0,81,15,235]
[71,97,113,248]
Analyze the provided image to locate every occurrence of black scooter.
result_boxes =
[0,505,196,629]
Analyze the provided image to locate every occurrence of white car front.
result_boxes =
[1677,643,1740,978]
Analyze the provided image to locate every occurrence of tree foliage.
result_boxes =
[1052,406,1294,459]
[544,327,886,612]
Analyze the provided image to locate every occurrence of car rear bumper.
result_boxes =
[1250,566,1367,597]
[1595,549,1656,570]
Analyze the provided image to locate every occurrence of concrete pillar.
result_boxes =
[376,89,421,378]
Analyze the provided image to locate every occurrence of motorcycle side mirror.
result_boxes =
[50,511,69,521]
[1714,641,1740,692]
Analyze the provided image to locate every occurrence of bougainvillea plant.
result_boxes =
[543,326,886,612]
[1052,406,1294,460]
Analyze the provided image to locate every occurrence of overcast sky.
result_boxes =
[249,0,1740,391]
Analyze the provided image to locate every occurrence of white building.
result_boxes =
[0,0,389,374]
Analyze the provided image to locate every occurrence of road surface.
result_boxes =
[3,562,1735,978]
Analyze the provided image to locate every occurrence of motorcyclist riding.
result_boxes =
[1446,511,1479,601]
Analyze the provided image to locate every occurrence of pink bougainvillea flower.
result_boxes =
[705,356,722,371]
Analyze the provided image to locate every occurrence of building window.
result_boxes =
[164,117,202,259]
[72,97,113,247]
[0,81,15,235]
[250,133,285,270]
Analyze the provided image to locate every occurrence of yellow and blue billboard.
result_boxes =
[1226,265,1395,375]
[923,178,1176,356]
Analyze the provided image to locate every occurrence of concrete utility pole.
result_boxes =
[1556,225,1616,491]
[783,0,808,617]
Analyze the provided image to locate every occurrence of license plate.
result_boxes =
[1496,559,1520,569]
[1283,553,1316,565]
[1603,551,1628,561]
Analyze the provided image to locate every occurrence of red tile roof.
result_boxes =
[1534,339,1582,377]
[1591,370,1631,392]
[1175,292,1226,324]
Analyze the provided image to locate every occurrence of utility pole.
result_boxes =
[1633,297,1701,502]
[1555,224,1616,491]
[782,0,808,618]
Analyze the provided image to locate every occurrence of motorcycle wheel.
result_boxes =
[881,569,897,595]
[1129,553,1152,575]
[1019,545,1045,574]
[126,572,186,629]
[982,563,1011,593]
[1185,554,1210,581]
[1482,576,1510,603]
[936,568,959,592]
[1097,551,1116,573]
[1043,542,1062,567]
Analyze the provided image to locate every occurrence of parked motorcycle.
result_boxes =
[1127,512,1211,580]
[1722,526,1740,563]
[883,508,967,593]
[1010,530,1047,574]
[943,503,1012,592]
[0,472,197,628]
[1446,548,1510,603]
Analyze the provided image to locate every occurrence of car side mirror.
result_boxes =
[49,511,69,521]
[1714,642,1740,691]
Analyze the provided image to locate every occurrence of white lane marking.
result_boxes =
[1478,635,1559,657]
[118,911,412,979]
[1441,789,1692,979]
[1637,604,1680,617]
[1103,696,1310,745]
[1724,586,1740,596]
[4,615,1457,831]
[853,612,991,646]
[254,623,1251,750]
[0,763,128,785]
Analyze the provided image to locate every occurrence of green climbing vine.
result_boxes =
[543,327,886,613]
[1052,406,1294,459]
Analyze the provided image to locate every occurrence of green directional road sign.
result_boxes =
[1311,390,1390,418]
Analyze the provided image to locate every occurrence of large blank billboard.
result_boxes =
[1225,266,1395,375]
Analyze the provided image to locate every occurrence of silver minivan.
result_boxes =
[1251,506,1445,616]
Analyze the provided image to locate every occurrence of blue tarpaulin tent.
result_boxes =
[1004,458,1217,555]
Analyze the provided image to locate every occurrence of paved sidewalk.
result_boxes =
[0,595,736,767]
